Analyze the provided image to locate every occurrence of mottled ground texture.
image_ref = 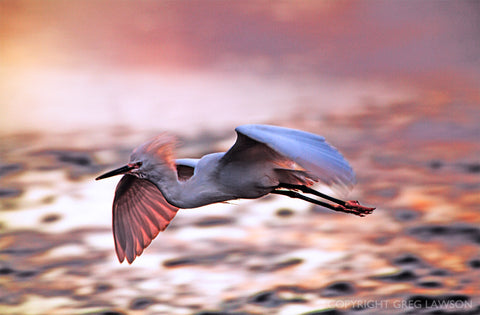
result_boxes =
[1,98,479,315]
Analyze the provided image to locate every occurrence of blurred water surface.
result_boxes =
[1,98,479,314]
[1,1,479,314]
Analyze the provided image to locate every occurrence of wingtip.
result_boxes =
[116,251,125,264]
[116,251,136,264]
[126,254,135,264]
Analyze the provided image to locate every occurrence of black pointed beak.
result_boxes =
[96,165,134,180]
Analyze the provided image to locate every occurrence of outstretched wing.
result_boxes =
[113,174,178,264]
[220,124,356,196]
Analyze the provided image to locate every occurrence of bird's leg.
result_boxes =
[279,183,345,204]
[276,184,375,216]
[272,190,370,217]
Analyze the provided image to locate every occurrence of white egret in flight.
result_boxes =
[96,124,375,263]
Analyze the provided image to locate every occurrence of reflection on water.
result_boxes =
[1,98,479,314]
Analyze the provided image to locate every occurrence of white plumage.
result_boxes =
[96,124,374,263]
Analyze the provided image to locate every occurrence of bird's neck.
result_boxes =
[146,167,186,207]
[147,165,233,209]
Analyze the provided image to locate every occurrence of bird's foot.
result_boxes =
[334,200,375,217]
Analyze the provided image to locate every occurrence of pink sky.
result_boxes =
[1,0,479,134]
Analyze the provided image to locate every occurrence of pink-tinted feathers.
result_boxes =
[113,175,178,264]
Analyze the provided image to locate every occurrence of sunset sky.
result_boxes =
[1,0,479,134]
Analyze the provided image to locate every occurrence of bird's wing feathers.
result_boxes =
[113,174,178,264]
[222,124,356,196]
[220,130,292,166]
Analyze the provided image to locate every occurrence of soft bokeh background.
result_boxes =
[1,1,479,314]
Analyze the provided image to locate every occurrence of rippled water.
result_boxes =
[1,99,479,315]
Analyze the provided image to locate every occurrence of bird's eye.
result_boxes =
[136,162,143,168]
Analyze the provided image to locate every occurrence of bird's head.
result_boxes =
[95,134,176,181]
[95,160,143,180]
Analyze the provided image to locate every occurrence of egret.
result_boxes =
[96,124,375,263]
